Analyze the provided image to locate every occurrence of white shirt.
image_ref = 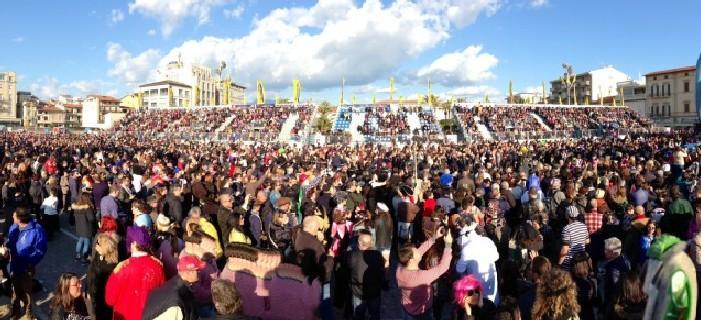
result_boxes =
[41,196,59,216]
[455,232,500,303]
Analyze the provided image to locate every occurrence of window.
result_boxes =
[664,75,668,79]
[685,103,690,113]
[656,105,660,116]
[656,84,660,97]
[0,74,4,81]
[653,76,657,80]
[159,88,168,96]
[667,84,671,96]
[684,82,690,92]
[661,85,665,96]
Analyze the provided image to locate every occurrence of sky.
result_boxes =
[1,0,700,103]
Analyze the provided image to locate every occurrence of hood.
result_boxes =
[647,234,682,260]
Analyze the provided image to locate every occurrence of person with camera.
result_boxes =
[396,225,453,319]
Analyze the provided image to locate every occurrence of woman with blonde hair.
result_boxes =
[86,233,118,320]
[532,268,581,320]
[49,272,89,320]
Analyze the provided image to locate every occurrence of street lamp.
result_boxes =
[562,64,575,105]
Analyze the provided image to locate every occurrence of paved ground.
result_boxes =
[2,213,408,320]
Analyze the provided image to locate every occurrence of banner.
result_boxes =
[292,80,301,105]
[257,80,265,104]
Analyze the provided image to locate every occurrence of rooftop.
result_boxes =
[645,66,696,77]
[139,80,191,88]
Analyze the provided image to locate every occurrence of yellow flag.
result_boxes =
[558,96,562,105]
[194,85,201,106]
[340,77,345,105]
[542,81,546,104]
[572,75,577,105]
[428,78,433,106]
[418,94,424,105]
[389,76,395,101]
[167,86,173,106]
[372,95,376,104]
[620,87,624,106]
[585,96,589,105]
[292,80,301,105]
[256,80,265,104]
[352,96,356,105]
[508,80,513,104]
[484,95,490,103]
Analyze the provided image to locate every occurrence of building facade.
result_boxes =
[644,66,696,127]
[550,66,630,105]
[17,91,39,124]
[138,80,191,108]
[135,59,246,108]
[617,79,647,115]
[0,71,20,125]
[82,95,128,129]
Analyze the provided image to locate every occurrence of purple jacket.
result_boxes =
[92,182,109,210]
[99,195,119,219]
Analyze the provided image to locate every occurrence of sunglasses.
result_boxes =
[467,288,480,296]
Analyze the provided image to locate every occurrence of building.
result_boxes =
[644,66,696,127]
[61,103,82,128]
[138,80,191,108]
[17,91,39,124]
[550,66,630,105]
[0,71,20,125]
[120,93,141,109]
[506,92,545,104]
[136,59,246,108]
[36,104,67,128]
[82,95,128,129]
[617,78,647,115]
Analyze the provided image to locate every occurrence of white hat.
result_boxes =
[377,203,389,212]
[156,214,172,232]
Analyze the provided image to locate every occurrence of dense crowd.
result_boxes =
[0,120,698,320]
[359,106,410,136]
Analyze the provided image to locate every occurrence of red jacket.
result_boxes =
[105,255,165,320]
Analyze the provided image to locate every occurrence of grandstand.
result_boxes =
[111,103,656,144]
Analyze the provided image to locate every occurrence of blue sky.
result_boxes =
[1,0,700,103]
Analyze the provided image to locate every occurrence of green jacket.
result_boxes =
[668,199,693,215]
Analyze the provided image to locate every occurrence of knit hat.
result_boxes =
[126,226,151,250]
[566,205,580,218]
[177,255,205,272]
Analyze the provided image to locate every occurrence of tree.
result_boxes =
[313,115,333,134]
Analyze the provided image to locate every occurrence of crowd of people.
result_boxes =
[0,113,698,320]
[359,107,410,136]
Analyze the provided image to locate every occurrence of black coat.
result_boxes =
[86,254,116,320]
[141,276,196,320]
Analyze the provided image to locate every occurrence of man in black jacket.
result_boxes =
[347,230,385,320]
[142,255,203,320]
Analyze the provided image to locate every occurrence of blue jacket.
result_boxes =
[7,220,47,274]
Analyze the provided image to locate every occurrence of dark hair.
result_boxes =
[620,271,646,304]
[211,279,243,315]
[14,207,31,224]
[50,272,80,314]
[398,244,415,266]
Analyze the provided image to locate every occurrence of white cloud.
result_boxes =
[147,29,157,36]
[416,45,498,86]
[28,77,116,99]
[110,0,501,91]
[128,0,232,37]
[352,84,391,94]
[111,9,125,24]
[446,85,499,97]
[11,37,24,43]
[529,0,547,8]
[223,5,244,19]
[106,42,161,86]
